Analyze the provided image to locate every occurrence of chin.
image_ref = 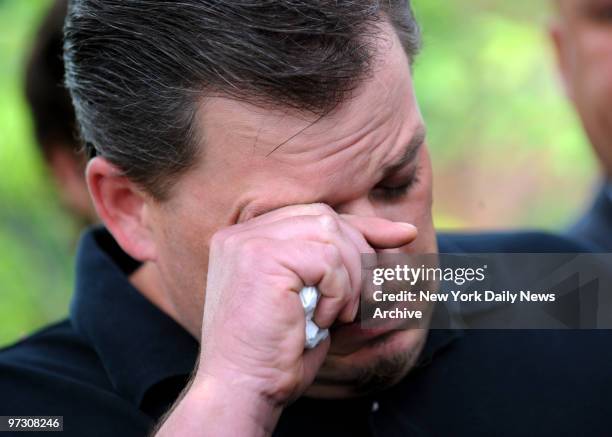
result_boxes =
[306,328,428,399]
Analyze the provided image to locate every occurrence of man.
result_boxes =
[1,1,610,436]
[25,0,97,225]
[550,0,612,249]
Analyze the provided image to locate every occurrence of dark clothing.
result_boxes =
[0,227,610,436]
[569,184,612,250]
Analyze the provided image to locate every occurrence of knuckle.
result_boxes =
[311,202,335,215]
[234,238,272,274]
[239,237,267,259]
[299,202,334,216]
[316,213,339,234]
[210,228,233,251]
[222,232,244,252]
[321,243,342,268]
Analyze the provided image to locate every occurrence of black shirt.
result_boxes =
[1,227,611,436]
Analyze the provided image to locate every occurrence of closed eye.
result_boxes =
[371,165,421,202]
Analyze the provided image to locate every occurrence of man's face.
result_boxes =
[147,23,436,397]
[553,0,612,176]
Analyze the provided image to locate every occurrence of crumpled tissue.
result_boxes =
[299,286,329,349]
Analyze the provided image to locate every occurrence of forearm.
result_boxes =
[153,376,282,437]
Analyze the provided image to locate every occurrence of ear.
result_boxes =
[86,156,157,262]
[549,20,575,101]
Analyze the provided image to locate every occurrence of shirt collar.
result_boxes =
[69,226,199,407]
[69,226,459,406]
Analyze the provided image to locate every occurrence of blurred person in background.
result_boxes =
[550,0,612,249]
[24,0,97,226]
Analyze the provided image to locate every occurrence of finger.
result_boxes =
[237,214,363,308]
[269,240,354,327]
[237,208,367,320]
[331,219,372,317]
[340,215,417,249]
[312,260,354,327]
[264,213,368,304]
[248,212,370,319]
[238,202,337,227]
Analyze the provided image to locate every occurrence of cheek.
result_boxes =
[161,222,210,294]
[153,205,219,302]
[155,179,238,272]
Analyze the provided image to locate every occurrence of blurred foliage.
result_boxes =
[0,0,79,347]
[0,0,598,346]
[412,0,596,229]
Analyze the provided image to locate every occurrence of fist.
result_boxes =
[196,203,417,406]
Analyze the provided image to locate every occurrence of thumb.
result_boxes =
[340,215,417,249]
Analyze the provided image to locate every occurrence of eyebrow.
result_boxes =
[381,124,427,177]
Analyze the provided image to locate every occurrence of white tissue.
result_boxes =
[299,286,329,349]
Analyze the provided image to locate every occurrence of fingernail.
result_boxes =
[396,222,417,232]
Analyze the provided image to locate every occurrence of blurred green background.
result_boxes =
[0,0,597,347]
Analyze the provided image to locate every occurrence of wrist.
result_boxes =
[193,373,282,435]
[155,372,282,437]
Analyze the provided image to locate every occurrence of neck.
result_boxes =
[129,262,181,324]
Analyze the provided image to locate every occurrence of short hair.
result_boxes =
[26,0,78,157]
[64,0,421,199]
